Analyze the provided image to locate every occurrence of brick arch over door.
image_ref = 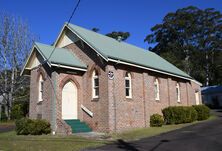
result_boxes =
[59,75,80,90]
[58,75,81,120]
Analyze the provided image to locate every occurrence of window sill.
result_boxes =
[37,100,43,105]
[92,98,99,102]
[125,98,133,101]
[155,99,160,102]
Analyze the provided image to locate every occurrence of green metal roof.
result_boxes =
[35,42,87,69]
[67,23,191,79]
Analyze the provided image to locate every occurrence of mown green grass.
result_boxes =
[110,123,192,141]
[110,115,217,141]
[0,131,107,151]
[0,115,216,151]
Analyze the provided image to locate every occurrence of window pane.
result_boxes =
[41,81,44,92]
[95,88,99,96]
[125,80,129,87]
[154,85,158,99]
[126,88,129,96]
[94,78,99,87]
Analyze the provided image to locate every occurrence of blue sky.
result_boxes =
[0,0,221,49]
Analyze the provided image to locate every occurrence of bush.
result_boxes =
[162,106,197,124]
[193,105,210,121]
[11,101,29,120]
[11,104,24,120]
[15,118,51,135]
[150,114,164,127]
[15,118,33,135]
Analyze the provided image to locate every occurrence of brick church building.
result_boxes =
[21,23,202,135]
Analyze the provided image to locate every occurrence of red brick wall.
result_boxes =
[64,42,109,132]
[29,66,52,122]
[29,39,202,133]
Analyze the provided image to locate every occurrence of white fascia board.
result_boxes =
[191,79,202,86]
[53,23,108,62]
[54,24,66,47]
[20,45,51,76]
[108,58,193,82]
[51,63,87,72]
[20,46,35,76]
[65,24,108,62]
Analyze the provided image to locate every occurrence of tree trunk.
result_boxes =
[206,52,209,86]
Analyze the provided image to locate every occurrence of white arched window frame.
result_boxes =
[125,72,132,98]
[92,70,99,98]
[154,78,160,101]
[38,74,44,102]
[176,83,181,102]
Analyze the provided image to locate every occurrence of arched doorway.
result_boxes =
[62,81,78,119]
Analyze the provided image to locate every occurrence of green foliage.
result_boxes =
[1,111,8,121]
[193,105,210,120]
[150,114,164,127]
[1,106,8,121]
[145,6,222,85]
[162,106,197,124]
[11,104,23,120]
[15,118,33,135]
[106,31,130,41]
[15,118,51,135]
[10,101,29,120]
[92,27,99,32]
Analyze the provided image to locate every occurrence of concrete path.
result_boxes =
[85,110,222,151]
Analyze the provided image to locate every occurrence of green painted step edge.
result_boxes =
[64,119,92,133]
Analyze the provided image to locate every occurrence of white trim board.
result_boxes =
[51,63,87,72]
[81,104,93,117]
[108,58,202,86]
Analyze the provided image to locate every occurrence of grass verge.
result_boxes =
[0,115,216,151]
[110,115,217,141]
[0,131,107,151]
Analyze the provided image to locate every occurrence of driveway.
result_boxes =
[85,110,222,151]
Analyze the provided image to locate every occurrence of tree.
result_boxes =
[145,6,222,86]
[92,28,99,32]
[0,12,36,119]
[106,31,130,41]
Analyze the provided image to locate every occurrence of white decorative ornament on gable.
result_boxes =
[108,71,114,80]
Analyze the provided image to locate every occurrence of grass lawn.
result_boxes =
[110,115,217,141]
[0,115,216,151]
[110,123,195,141]
[0,131,107,151]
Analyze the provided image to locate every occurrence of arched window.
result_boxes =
[38,74,44,102]
[176,83,180,102]
[92,70,99,98]
[154,78,160,100]
[125,72,132,98]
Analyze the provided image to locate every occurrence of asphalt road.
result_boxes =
[85,110,222,151]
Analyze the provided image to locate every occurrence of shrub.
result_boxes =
[15,118,33,135]
[15,118,51,135]
[11,101,29,120]
[150,114,164,127]
[162,106,197,124]
[1,106,8,121]
[11,104,24,120]
[193,105,210,121]
[29,119,51,135]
